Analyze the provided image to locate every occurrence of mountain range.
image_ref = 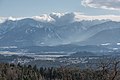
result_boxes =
[0,12,120,52]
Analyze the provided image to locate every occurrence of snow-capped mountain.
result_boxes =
[0,12,120,47]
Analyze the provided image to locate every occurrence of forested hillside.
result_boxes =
[0,61,120,80]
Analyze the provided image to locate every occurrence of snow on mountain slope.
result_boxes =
[0,18,6,23]
[0,12,120,24]
[0,17,24,23]
[0,12,120,47]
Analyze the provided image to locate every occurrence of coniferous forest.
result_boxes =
[0,60,120,80]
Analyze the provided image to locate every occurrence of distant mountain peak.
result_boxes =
[0,12,120,24]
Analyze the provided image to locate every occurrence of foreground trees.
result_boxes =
[0,59,120,80]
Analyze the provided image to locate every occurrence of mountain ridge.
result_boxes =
[0,12,120,24]
[0,14,120,47]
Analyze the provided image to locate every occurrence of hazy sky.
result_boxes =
[0,0,120,17]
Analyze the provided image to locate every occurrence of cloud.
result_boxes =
[75,14,120,21]
[33,13,76,25]
[81,0,120,10]
[33,14,54,22]
[49,12,75,25]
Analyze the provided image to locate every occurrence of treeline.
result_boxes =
[0,60,120,80]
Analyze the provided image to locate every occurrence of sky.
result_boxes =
[0,0,120,17]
